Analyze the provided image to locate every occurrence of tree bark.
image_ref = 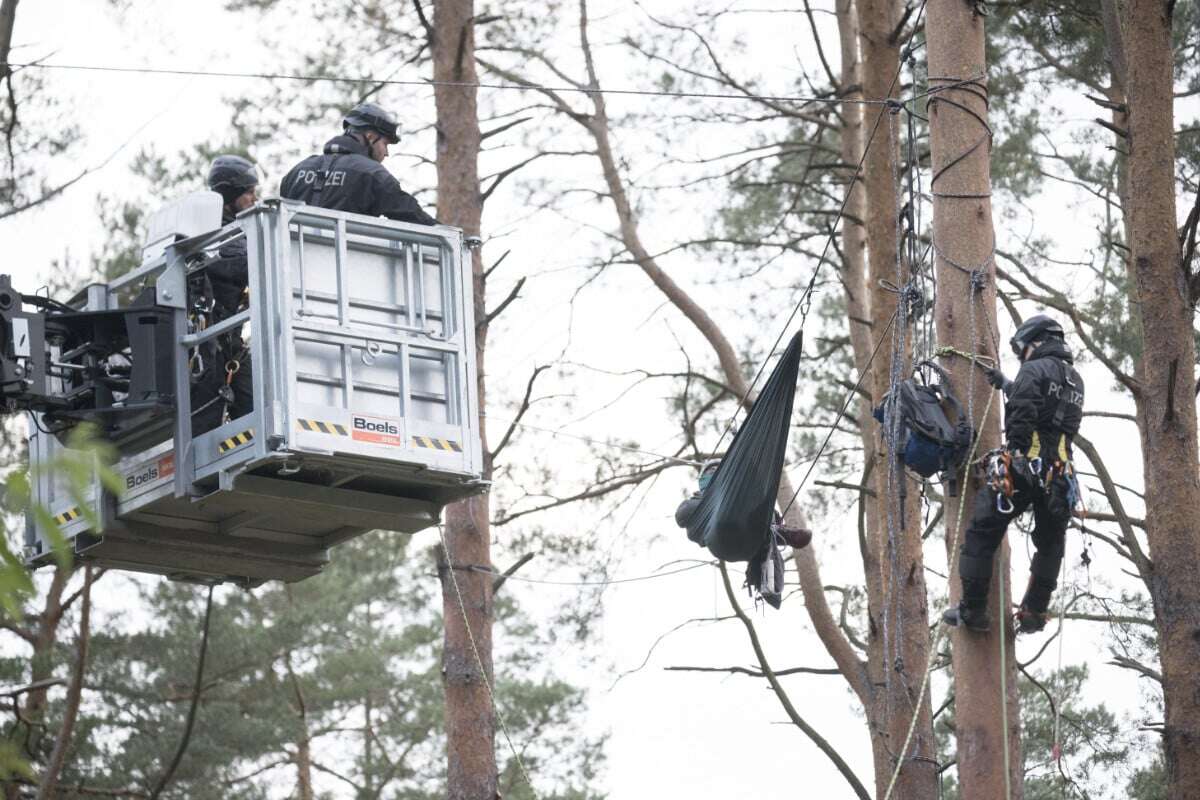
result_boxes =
[925,2,1022,797]
[433,1,497,798]
[35,566,92,800]
[1118,2,1200,795]
[856,1,937,795]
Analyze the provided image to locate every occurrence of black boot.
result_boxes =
[942,602,991,632]
[1016,605,1048,634]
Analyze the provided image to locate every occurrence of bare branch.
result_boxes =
[718,563,871,800]
[665,664,842,677]
[488,363,548,463]
[492,553,535,595]
[482,276,526,327]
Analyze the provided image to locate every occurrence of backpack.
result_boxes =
[873,361,975,496]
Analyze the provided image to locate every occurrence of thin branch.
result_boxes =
[665,664,842,677]
[1108,654,1162,683]
[148,585,215,800]
[492,553,535,594]
[482,276,526,327]
[488,363,548,463]
[718,563,871,800]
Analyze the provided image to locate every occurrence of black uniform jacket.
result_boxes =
[1003,339,1084,460]
[280,134,438,226]
[206,236,248,320]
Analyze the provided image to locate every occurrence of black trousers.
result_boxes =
[958,471,1072,614]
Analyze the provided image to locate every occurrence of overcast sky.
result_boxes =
[0,1,1168,797]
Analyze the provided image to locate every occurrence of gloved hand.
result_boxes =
[985,366,1012,392]
[1007,449,1033,489]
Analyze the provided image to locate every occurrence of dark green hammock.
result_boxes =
[680,330,804,562]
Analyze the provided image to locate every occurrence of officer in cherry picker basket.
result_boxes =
[280,101,438,225]
[942,314,1085,634]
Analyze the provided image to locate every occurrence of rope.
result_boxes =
[881,386,997,800]
[464,560,713,586]
[5,60,898,107]
[883,64,1014,799]
[997,554,1013,800]
[705,0,927,461]
[932,345,996,370]
[437,524,540,799]
[1051,551,1068,765]
[779,307,899,518]
[481,414,703,466]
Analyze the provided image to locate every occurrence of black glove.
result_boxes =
[1008,449,1032,489]
[985,366,1011,392]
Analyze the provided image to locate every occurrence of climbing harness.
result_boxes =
[981,448,1015,513]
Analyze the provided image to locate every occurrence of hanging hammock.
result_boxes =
[679,330,804,562]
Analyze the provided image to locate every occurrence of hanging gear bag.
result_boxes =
[874,361,975,495]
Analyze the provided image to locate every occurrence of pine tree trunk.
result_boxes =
[1119,2,1200,794]
[433,1,496,798]
[856,0,936,795]
[293,736,314,800]
[835,0,898,790]
[925,2,1022,797]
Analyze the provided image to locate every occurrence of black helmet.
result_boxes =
[343,101,401,144]
[1010,314,1064,358]
[207,155,259,202]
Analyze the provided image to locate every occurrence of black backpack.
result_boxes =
[874,361,975,497]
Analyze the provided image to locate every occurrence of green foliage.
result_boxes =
[0,425,119,616]
[0,64,84,216]
[37,532,602,798]
[935,664,1163,799]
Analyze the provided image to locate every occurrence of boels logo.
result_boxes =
[125,453,176,491]
[351,415,402,446]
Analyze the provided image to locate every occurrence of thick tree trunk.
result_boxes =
[433,2,496,798]
[857,1,937,795]
[1118,3,1200,795]
[925,2,1022,797]
[835,0,900,791]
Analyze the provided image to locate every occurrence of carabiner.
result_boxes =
[996,492,1015,515]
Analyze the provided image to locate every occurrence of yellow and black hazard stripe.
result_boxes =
[297,418,350,436]
[54,507,82,525]
[411,435,463,453]
[218,428,255,454]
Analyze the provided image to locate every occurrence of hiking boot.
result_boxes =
[776,525,812,549]
[941,603,990,632]
[1016,606,1049,634]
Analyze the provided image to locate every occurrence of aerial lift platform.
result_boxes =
[16,194,485,586]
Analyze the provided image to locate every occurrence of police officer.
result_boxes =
[206,155,258,315]
[192,155,258,433]
[943,314,1085,634]
[279,102,438,225]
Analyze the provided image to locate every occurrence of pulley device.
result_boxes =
[11,192,485,586]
